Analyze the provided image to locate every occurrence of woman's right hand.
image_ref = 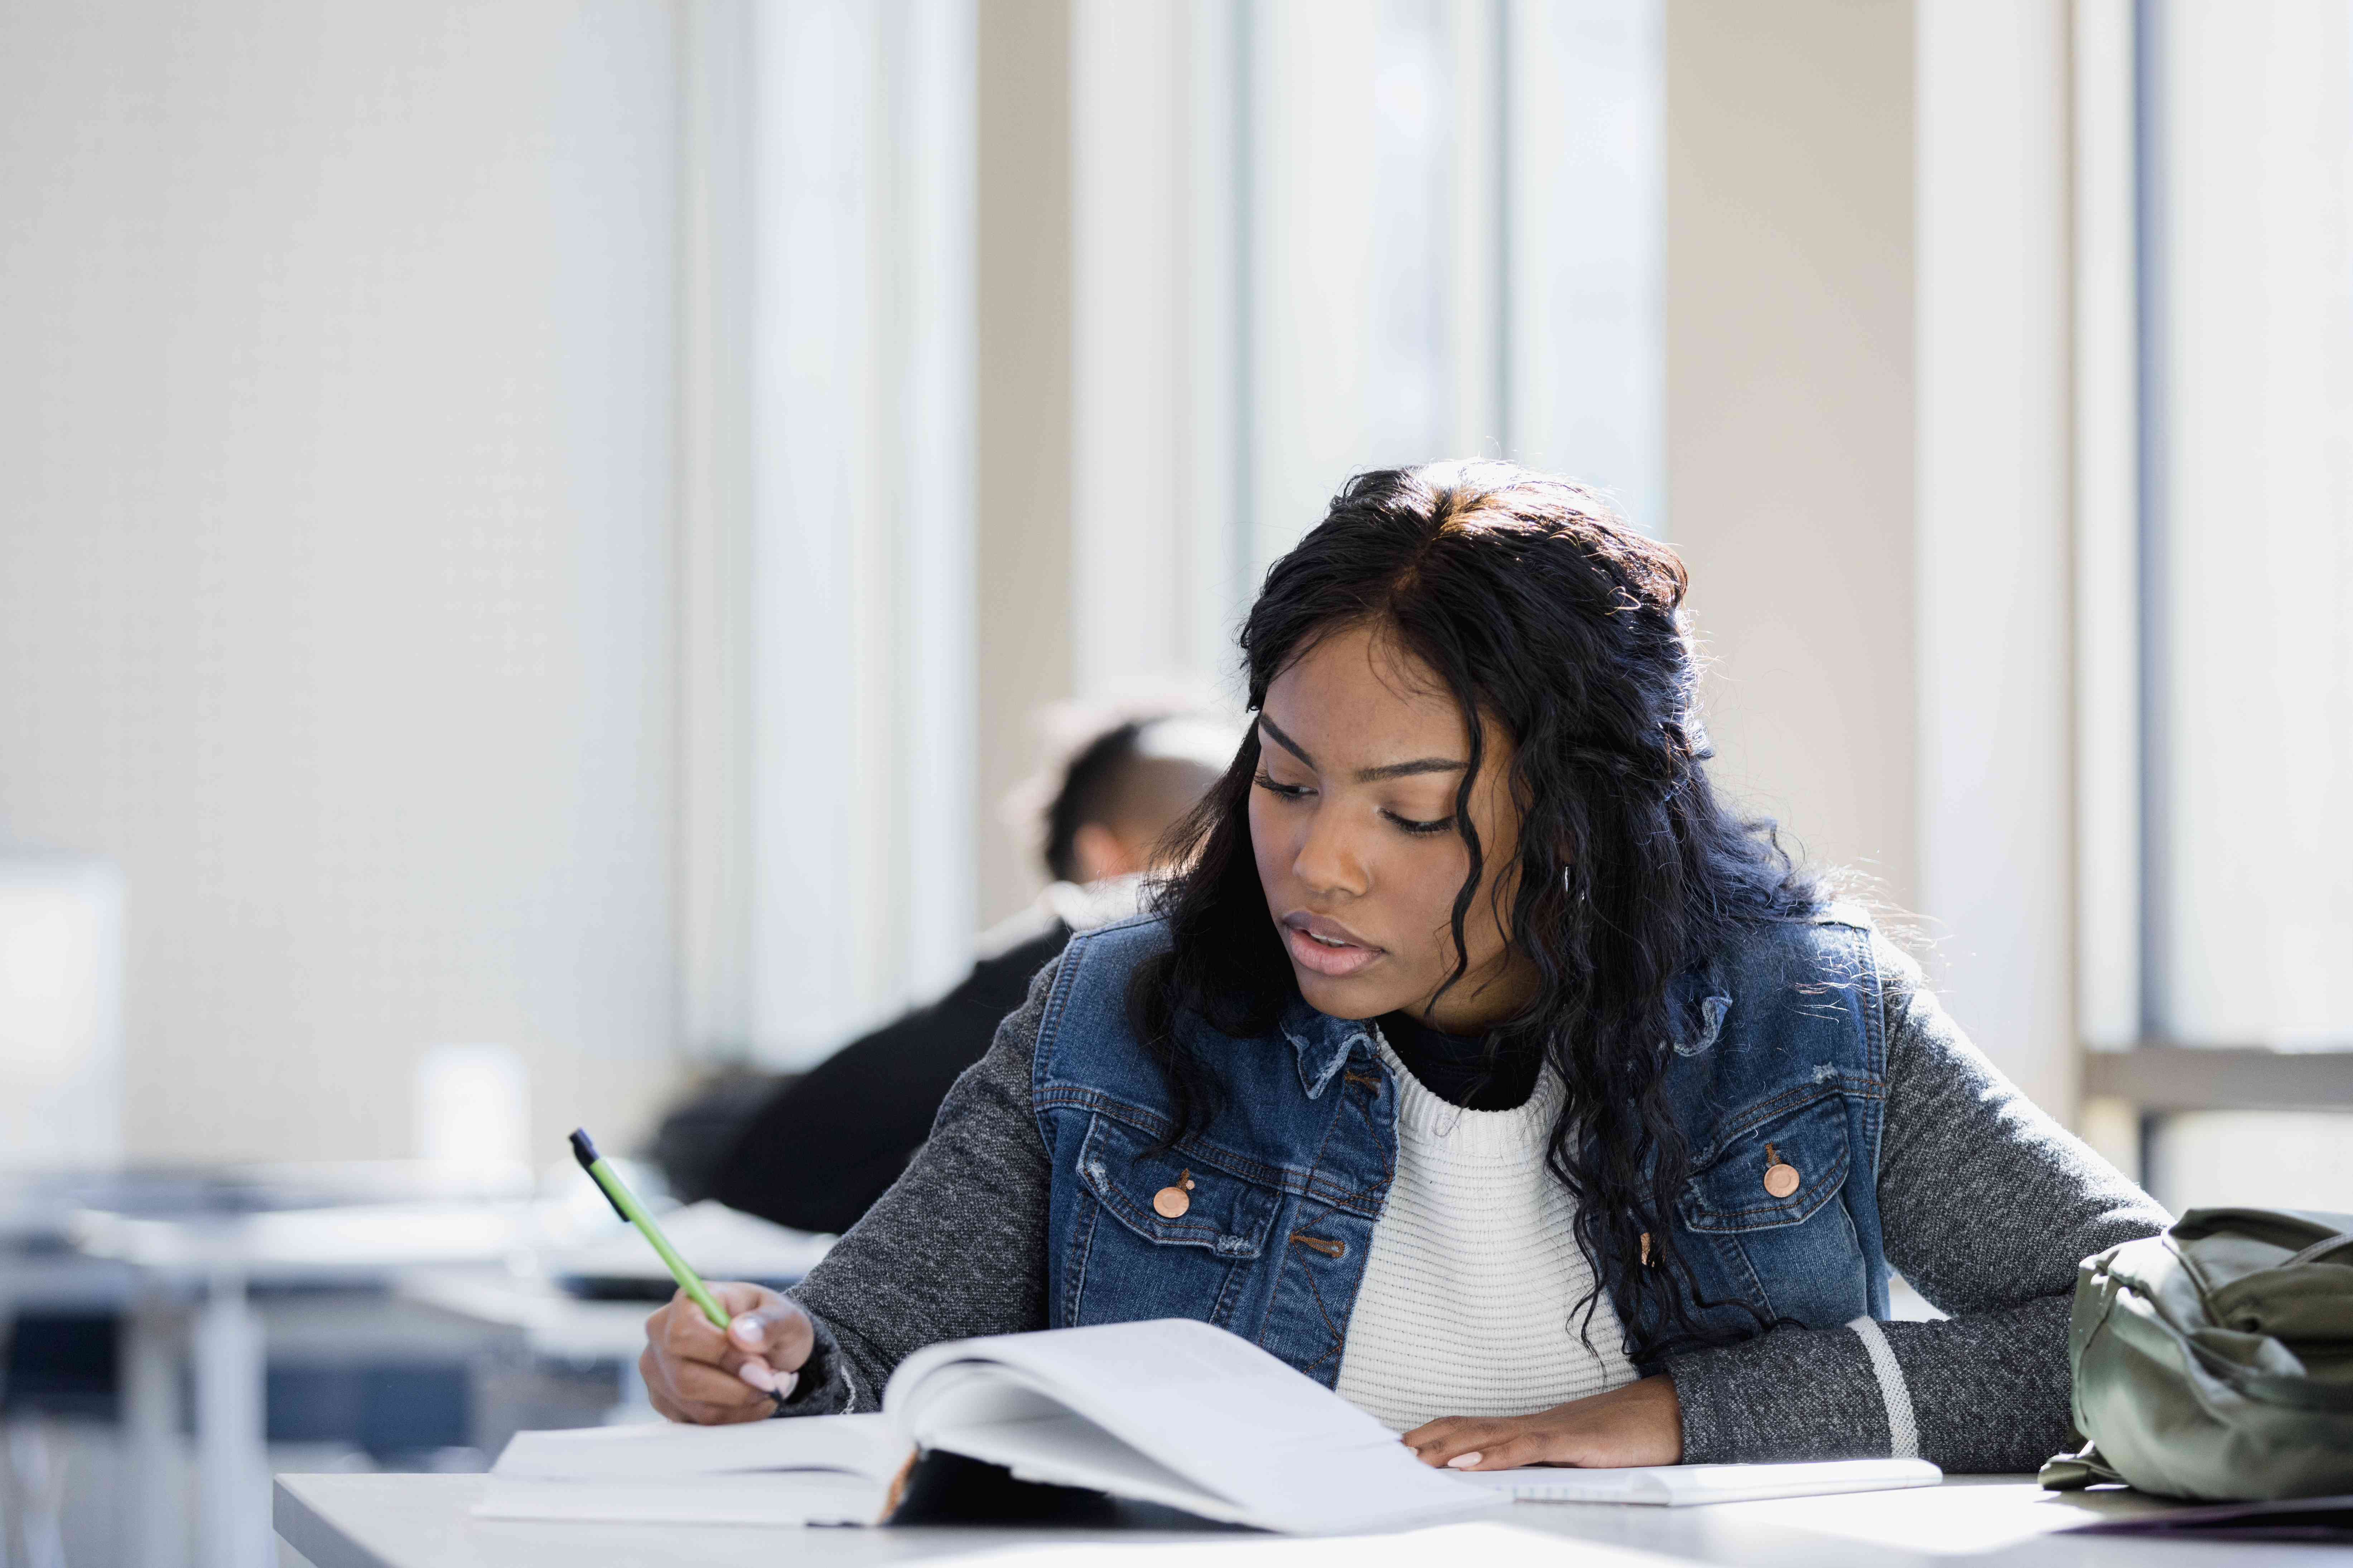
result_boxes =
[640,1282,814,1424]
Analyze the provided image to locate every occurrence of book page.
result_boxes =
[473,1471,887,1526]
[492,1412,906,1484]
[887,1320,1498,1534]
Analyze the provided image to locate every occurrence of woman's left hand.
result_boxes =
[1402,1375,1684,1471]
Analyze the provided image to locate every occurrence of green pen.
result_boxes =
[569,1127,787,1413]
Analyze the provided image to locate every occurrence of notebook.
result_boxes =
[1448,1457,1943,1505]
[476,1318,1506,1535]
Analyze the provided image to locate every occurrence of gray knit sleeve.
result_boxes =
[1666,935,2169,1470]
[773,956,1059,1414]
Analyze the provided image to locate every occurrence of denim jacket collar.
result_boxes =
[1276,975,1733,1095]
[1676,976,1734,1056]
[1275,994,1379,1100]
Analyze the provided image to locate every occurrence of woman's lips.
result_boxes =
[1280,916,1383,978]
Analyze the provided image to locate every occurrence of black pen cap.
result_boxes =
[570,1128,630,1221]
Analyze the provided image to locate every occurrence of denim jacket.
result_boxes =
[1032,906,1891,1382]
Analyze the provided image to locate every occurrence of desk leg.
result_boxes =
[192,1267,267,1568]
[125,1289,188,1568]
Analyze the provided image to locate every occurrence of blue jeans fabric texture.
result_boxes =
[1033,908,1892,1383]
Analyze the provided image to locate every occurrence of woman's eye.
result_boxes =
[1253,771,1313,801]
[1385,811,1455,837]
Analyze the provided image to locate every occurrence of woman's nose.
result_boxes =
[1293,809,1369,899]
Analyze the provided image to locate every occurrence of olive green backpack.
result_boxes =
[2041,1207,2353,1500]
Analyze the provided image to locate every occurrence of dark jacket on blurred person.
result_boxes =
[708,880,1139,1234]
[708,926,1064,1234]
[699,710,1230,1234]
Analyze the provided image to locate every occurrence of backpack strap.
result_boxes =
[2038,1441,2128,1491]
[2282,1230,2353,1269]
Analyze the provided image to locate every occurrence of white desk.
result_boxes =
[275,1472,2347,1568]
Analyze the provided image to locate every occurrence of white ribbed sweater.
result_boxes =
[1331,1035,1638,1432]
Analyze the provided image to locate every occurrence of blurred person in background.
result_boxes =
[703,708,1232,1234]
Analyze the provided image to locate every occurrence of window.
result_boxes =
[2078,0,2353,1211]
[1070,0,1665,703]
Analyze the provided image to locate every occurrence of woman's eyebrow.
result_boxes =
[1257,715,1317,768]
[1354,756,1467,782]
[1258,716,1465,782]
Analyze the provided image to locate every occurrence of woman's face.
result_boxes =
[1249,620,1540,1032]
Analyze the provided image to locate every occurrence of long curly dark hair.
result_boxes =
[1130,462,1820,1355]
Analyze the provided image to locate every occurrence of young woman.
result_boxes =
[641,464,2165,1471]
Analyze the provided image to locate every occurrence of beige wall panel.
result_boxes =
[976,0,1075,924]
[1664,0,1918,914]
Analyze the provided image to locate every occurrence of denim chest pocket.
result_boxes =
[1678,1093,1869,1327]
[1064,1112,1283,1331]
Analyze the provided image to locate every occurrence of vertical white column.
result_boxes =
[748,0,879,1055]
[1914,0,2074,1118]
[2073,0,2141,1051]
[1185,0,1249,687]
[1068,0,1253,700]
[1504,0,1664,528]
[1448,0,1505,460]
[1251,0,1459,567]
[1253,3,1378,568]
[740,1,977,1056]
[1071,0,1188,698]
[675,0,760,1059]
[891,0,979,1000]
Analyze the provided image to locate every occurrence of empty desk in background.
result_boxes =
[274,1472,2343,1568]
[74,1197,532,1568]
[399,1199,833,1419]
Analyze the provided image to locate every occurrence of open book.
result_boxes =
[477,1319,1505,1535]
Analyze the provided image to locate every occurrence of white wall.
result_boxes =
[0,2,682,1163]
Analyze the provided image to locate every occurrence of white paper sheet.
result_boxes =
[473,1471,888,1526]
[490,1412,904,1482]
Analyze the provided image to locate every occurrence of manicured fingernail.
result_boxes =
[737,1361,778,1394]
[731,1315,765,1347]
[776,1370,798,1400]
[1447,1452,1483,1470]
